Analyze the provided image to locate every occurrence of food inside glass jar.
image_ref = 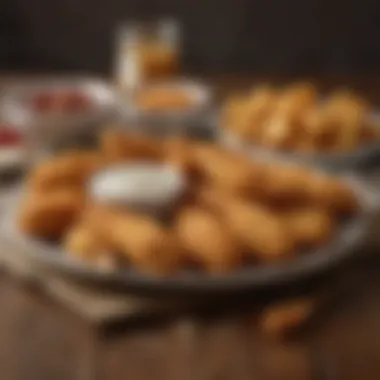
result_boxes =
[136,42,179,81]
[135,87,194,111]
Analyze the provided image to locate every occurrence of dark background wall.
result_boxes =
[1,0,380,75]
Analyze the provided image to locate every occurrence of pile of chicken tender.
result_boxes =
[18,129,359,275]
[222,83,378,154]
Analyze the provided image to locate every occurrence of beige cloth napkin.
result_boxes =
[0,237,188,324]
[0,185,191,324]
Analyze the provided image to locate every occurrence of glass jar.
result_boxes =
[115,19,181,94]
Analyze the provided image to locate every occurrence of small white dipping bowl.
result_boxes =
[89,162,186,215]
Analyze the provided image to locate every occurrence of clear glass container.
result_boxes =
[115,19,181,94]
[1,79,119,163]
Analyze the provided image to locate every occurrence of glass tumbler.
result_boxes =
[114,19,181,95]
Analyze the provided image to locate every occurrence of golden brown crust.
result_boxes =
[84,206,183,274]
[285,208,336,248]
[28,151,105,192]
[18,130,360,273]
[175,206,242,273]
[19,188,84,239]
[222,83,376,153]
[198,188,296,261]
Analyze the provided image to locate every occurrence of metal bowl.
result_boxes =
[1,176,377,297]
[218,112,380,172]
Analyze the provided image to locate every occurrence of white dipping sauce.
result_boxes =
[90,163,186,214]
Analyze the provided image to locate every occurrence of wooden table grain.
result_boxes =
[1,259,380,380]
[1,74,380,380]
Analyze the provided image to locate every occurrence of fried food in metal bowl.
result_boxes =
[220,83,380,169]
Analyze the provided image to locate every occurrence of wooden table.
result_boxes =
[1,258,380,380]
[1,75,380,380]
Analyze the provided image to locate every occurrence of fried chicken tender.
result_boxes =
[261,109,301,150]
[306,174,359,215]
[303,106,339,152]
[175,206,242,273]
[285,208,336,247]
[277,82,317,116]
[192,145,265,197]
[222,95,249,136]
[28,151,105,192]
[322,92,368,152]
[65,223,105,260]
[198,189,295,261]
[262,164,312,204]
[260,83,317,150]
[18,189,84,239]
[237,87,278,141]
[86,206,183,274]
[325,90,370,114]
[246,86,277,118]
[64,223,118,270]
[338,109,367,152]
[163,138,200,181]
[100,129,163,162]
[263,164,358,215]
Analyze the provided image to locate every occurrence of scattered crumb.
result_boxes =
[259,298,316,338]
